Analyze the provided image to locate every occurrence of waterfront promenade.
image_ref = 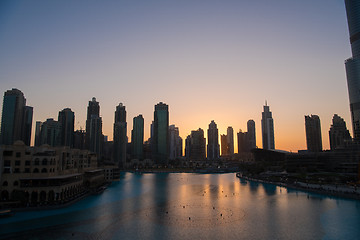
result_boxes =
[236,172,360,200]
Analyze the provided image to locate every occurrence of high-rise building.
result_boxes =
[85,97,100,149]
[207,120,220,160]
[185,135,191,159]
[187,128,206,161]
[89,116,102,157]
[85,97,102,157]
[58,108,75,147]
[87,97,100,120]
[39,118,62,147]
[247,120,256,150]
[261,101,275,150]
[221,134,229,156]
[305,115,322,152]
[0,88,33,146]
[329,114,352,150]
[169,124,182,160]
[345,0,360,140]
[131,114,144,160]
[34,121,42,147]
[74,129,86,150]
[22,106,33,146]
[153,102,169,164]
[227,127,234,155]
[113,103,127,168]
[237,130,247,153]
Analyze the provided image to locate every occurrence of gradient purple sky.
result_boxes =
[0,0,352,152]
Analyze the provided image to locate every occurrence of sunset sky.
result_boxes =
[0,0,352,152]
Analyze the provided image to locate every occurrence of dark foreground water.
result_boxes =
[1,173,360,240]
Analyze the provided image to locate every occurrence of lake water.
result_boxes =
[1,172,360,240]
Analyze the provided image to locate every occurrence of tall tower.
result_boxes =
[305,115,323,152]
[0,88,32,146]
[221,134,228,156]
[329,114,352,150]
[39,118,62,147]
[207,120,220,160]
[58,108,75,147]
[113,103,127,168]
[22,106,33,146]
[169,124,182,160]
[188,128,206,161]
[247,120,256,150]
[226,126,234,155]
[345,0,360,140]
[261,101,275,150]
[131,114,144,160]
[153,102,169,165]
[237,130,247,153]
[86,97,102,157]
[34,121,42,147]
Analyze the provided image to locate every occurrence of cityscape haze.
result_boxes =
[0,0,352,153]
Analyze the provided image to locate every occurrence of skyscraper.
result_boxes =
[34,121,42,147]
[22,106,33,146]
[227,126,234,155]
[329,114,352,150]
[86,97,100,148]
[345,0,360,140]
[58,108,75,147]
[169,124,182,160]
[113,103,127,168]
[305,115,323,152]
[0,88,33,146]
[153,102,169,165]
[207,120,220,160]
[85,97,102,157]
[237,130,247,153]
[131,114,144,160]
[89,116,102,157]
[261,101,275,150]
[73,129,86,150]
[221,134,229,156]
[247,120,256,150]
[187,128,206,161]
[39,118,62,147]
[185,135,191,160]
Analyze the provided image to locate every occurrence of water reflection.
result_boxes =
[1,173,360,240]
[263,183,277,196]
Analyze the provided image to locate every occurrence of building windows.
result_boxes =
[42,158,48,165]
[25,168,30,173]
[34,158,40,165]
[4,160,10,167]
[16,152,21,158]
[25,161,30,166]
[14,168,20,173]
[3,151,12,156]
[15,160,20,166]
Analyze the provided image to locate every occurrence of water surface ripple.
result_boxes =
[1,173,359,240]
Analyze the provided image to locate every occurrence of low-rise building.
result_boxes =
[0,141,104,208]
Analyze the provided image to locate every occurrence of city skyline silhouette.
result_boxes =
[0,0,351,152]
